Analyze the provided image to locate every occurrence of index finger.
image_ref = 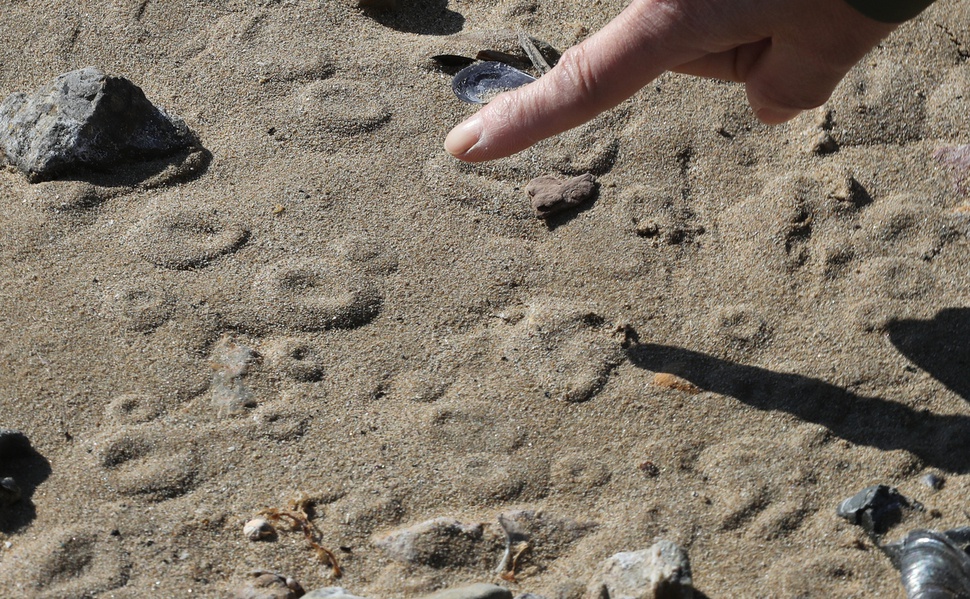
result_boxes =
[444,0,699,162]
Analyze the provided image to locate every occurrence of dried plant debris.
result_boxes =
[495,510,597,582]
[257,497,341,579]
[525,173,598,219]
[517,31,551,74]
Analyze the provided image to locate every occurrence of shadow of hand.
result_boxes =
[627,340,970,473]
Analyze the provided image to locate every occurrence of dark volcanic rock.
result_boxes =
[0,66,195,181]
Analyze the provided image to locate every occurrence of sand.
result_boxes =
[0,0,968,597]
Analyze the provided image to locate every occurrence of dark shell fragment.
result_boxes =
[884,529,970,599]
[452,61,536,104]
[836,484,922,534]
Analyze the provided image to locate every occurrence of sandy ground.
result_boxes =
[0,0,969,597]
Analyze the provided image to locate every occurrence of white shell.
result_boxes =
[243,518,275,541]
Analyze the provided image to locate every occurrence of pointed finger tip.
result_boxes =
[445,117,483,158]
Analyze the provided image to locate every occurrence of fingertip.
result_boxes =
[444,116,483,159]
[753,105,801,125]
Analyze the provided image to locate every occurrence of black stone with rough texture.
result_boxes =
[0,66,194,181]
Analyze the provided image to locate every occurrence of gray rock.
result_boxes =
[304,588,372,599]
[514,594,549,599]
[587,541,693,599]
[921,472,945,491]
[420,583,512,599]
[0,66,194,181]
[373,517,485,568]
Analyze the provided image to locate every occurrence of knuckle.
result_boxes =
[554,45,601,109]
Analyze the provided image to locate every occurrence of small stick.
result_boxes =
[518,32,551,74]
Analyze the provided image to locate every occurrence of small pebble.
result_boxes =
[244,518,276,541]
[525,173,597,219]
[921,472,945,491]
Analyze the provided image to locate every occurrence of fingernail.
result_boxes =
[445,116,482,157]
[754,106,799,125]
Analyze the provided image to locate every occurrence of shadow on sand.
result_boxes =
[626,319,970,473]
[887,307,970,403]
[0,431,51,533]
[360,0,464,35]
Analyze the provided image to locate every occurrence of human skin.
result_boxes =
[444,0,899,162]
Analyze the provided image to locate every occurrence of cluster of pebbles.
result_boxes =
[233,539,692,599]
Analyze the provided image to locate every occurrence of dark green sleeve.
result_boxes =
[842,0,937,22]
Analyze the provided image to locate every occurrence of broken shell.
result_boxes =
[452,61,535,104]
[837,484,921,535]
[244,517,276,541]
[885,528,970,598]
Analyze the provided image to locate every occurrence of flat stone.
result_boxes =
[420,583,513,599]
[0,66,194,181]
[525,173,597,219]
[587,541,693,599]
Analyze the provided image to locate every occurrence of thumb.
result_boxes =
[743,6,897,124]
[743,40,853,124]
[445,1,693,162]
